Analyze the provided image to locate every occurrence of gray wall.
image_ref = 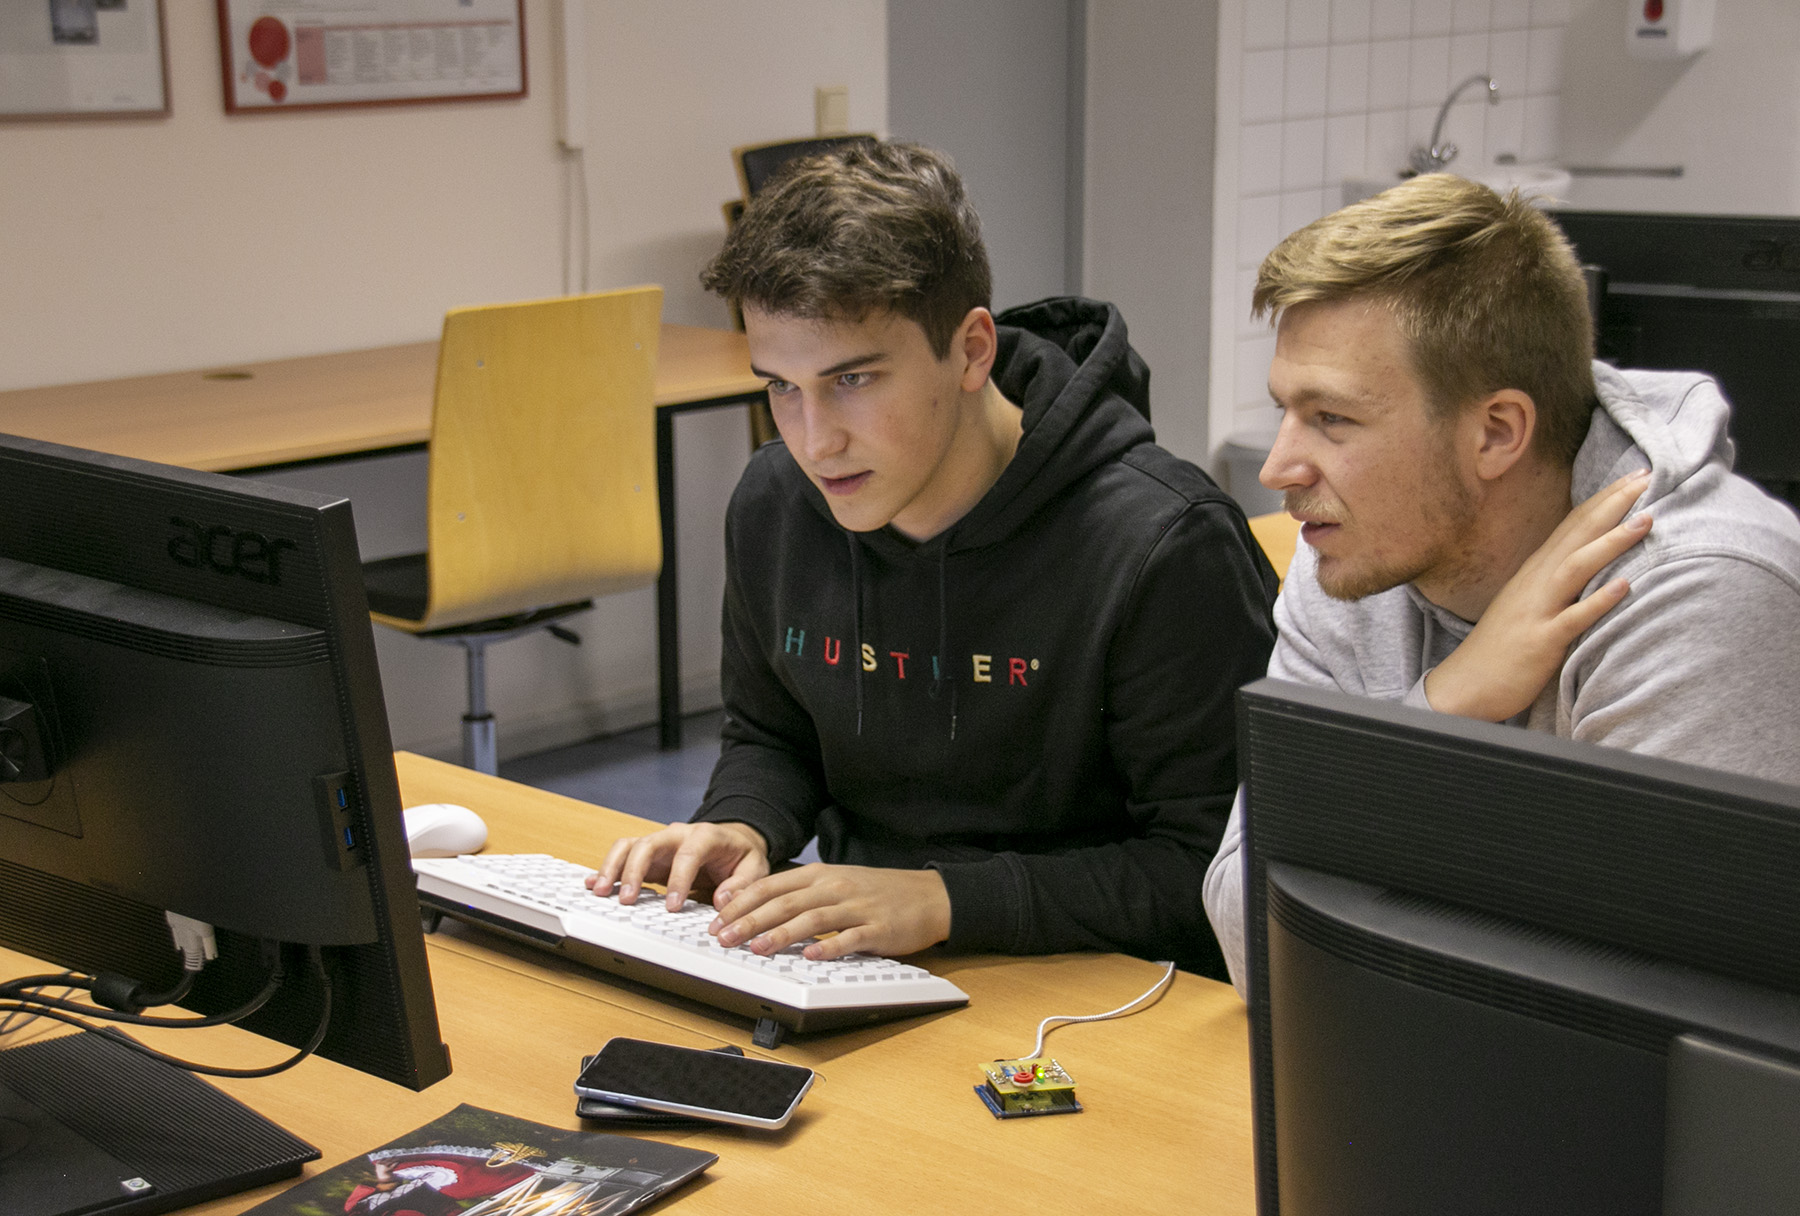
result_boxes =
[1083,0,1219,468]
[887,1,1222,464]
[887,0,1083,308]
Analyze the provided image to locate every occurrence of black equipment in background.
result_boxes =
[1555,208,1800,510]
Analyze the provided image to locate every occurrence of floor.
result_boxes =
[500,709,727,826]
[500,709,820,862]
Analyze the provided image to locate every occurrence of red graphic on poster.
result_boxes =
[248,17,290,68]
[241,16,294,104]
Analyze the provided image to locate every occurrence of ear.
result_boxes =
[1470,388,1536,482]
[952,307,999,393]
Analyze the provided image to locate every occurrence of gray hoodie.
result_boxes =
[1203,363,1800,994]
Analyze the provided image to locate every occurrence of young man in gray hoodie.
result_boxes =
[1204,173,1800,993]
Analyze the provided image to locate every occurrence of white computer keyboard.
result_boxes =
[410,852,968,1046]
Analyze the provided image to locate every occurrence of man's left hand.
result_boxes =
[710,865,951,960]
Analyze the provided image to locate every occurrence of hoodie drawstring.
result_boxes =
[849,534,957,742]
[933,548,957,741]
[847,532,865,736]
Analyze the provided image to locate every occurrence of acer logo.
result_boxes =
[167,516,298,585]
[1741,240,1800,274]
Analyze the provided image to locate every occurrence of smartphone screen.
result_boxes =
[574,1038,815,1128]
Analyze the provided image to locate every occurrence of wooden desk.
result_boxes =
[1,754,1256,1214]
[0,325,768,750]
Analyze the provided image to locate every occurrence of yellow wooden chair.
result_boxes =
[361,286,663,773]
[1248,511,1300,587]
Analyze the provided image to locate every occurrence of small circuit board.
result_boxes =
[975,1056,1082,1119]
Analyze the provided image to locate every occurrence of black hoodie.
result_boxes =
[694,298,1277,978]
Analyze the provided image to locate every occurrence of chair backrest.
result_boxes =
[1247,511,1300,587]
[419,286,664,631]
[733,134,879,198]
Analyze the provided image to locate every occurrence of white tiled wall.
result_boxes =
[1224,0,1569,443]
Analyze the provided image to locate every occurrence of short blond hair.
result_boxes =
[1254,174,1596,466]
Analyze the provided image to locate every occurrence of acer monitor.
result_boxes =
[0,432,450,1212]
[1239,678,1800,1216]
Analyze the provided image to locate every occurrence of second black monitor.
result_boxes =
[1239,678,1800,1216]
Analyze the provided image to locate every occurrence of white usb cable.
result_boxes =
[1023,960,1178,1059]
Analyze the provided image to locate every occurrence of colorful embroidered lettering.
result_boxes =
[781,623,1037,691]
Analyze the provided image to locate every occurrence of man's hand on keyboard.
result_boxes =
[589,821,771,909]
[710,865,952,961]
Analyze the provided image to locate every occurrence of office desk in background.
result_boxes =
[0,325,768,750]
[0,754,1256,1215]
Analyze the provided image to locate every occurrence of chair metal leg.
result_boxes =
[463,715,497,776]
[459,639,497,775]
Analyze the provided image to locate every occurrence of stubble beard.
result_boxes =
[1300,461,1480,602]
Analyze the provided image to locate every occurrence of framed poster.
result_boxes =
[0,0,170,120]
[216,0,525,114]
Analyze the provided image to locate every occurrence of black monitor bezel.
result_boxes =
[0,432,449,1091]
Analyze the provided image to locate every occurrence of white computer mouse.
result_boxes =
[403,803,489,857]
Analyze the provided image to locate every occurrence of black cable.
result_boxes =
[0,1000,329,1078]
[2,964,279,1029]
[131,970,196,1010]
[0,970,93,1000]
[0,947,332,1080]
[0,973,82,1038]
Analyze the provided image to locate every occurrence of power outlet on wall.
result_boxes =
[815,85,849,136]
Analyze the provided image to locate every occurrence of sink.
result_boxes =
[1466,163,1573,204]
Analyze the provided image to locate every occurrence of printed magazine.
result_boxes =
[241,1104,716,1216]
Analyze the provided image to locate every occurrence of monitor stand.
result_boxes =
[0,1030,319,1216]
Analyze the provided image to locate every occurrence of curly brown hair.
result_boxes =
[701,140,991,358]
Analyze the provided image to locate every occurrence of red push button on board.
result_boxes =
[1644,0,1664,21]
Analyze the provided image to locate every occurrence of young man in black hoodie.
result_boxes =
[591,141,1276,979]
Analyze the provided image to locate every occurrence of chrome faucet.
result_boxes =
[1409,74,1499,175]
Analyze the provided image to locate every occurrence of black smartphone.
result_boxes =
[573,1038,815,1130]
[576,1051,727,1127]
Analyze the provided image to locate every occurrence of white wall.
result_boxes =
[1082,0,1219,467]
[1560,0,1800,215]
[580,1,886,328]
[0,0,888,761]
[1211,0,1573,468]
[0,7,563,389]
